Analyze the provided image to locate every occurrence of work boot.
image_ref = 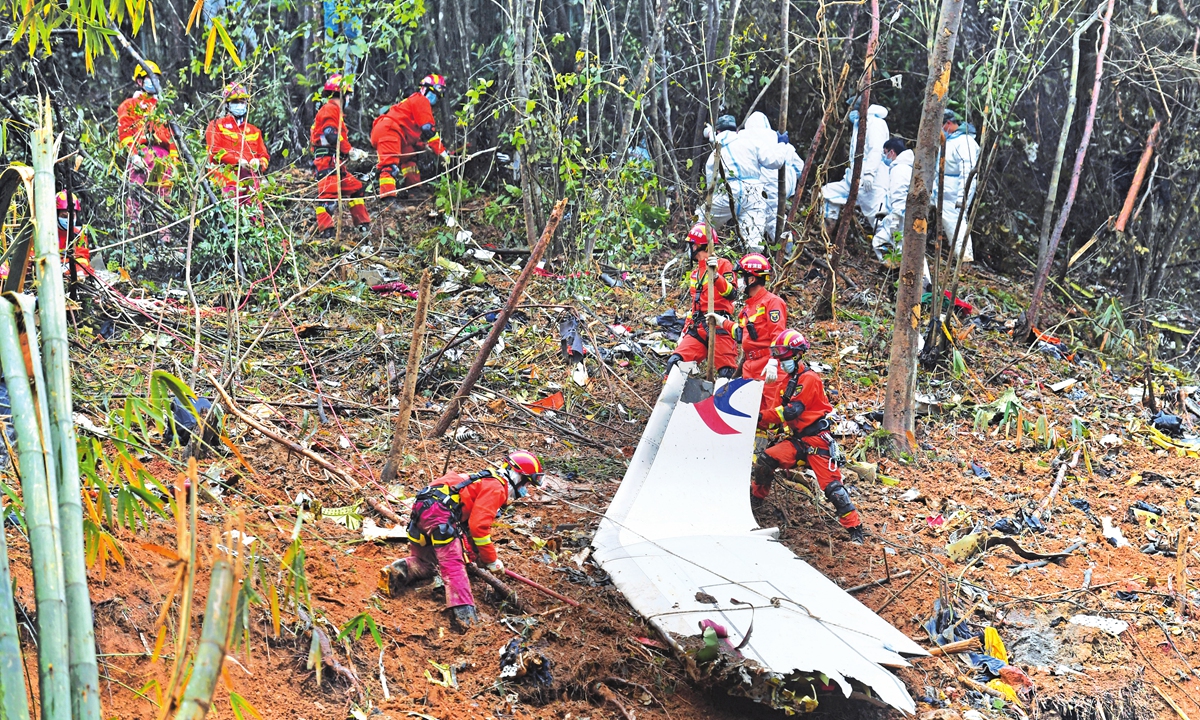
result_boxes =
[451,604,478,630]
[378,558,411,597]
[847,526,865,545]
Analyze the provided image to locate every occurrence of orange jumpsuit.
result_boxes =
[754,363,861,529]
[674,259,738,372]
[311,100,370,230]
[117,93,177,233]
[400,471,508,609]
[206,115,269,208]
[58,225,92,276]
[370,92,446,196]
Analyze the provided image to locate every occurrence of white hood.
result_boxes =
[866,104,889,120]
[893,148,914,168]
[743,111,773,133]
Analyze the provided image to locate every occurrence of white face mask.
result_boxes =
[228,102,248,118]
[737,278,747,296]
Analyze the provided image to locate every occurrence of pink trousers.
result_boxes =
[404,502,474,608]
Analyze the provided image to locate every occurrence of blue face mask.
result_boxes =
[58,217,70,230]
[228,102,248,118]
[425,90,438,106]
[882,155,894,167]
[848,109,860,124]
[142,78,160,94]
[781,358,797,374]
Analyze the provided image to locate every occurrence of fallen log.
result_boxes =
[365,497,402,524]
[468,564,529,613]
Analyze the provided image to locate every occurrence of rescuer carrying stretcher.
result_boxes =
[378,450,544,629]
[752,329,865,544]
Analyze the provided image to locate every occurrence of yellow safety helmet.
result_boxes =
[132,60,162,81]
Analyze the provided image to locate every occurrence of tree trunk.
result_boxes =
[614,0,670,158]
[773,0,791,245]
[881,0,967,451]
[1114,121,1160,233]
[1018,0,1115,341]
[815,0,879,320]
[689,0,720,182]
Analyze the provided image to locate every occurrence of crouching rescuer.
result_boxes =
[378,450,544,628]
[752,330,865,544]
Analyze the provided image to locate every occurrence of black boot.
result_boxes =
[751,453,779,503]
[847,526,865,544]
[451,604,479,629]
[378,558,411,597]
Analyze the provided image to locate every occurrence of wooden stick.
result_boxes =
[1155,684,1193,720]
[878,565,932,610]
[705,258,716,382]
[503,569,582,607]
[594,682,636,720]
[1177,530,1189,619]
[929,636,981,656]
[1037,447,1082,513]
[846,569,912,594]
[364,497,402,524]
[208,374,361,489]
[430,199,566,438]
[381,270,431,483]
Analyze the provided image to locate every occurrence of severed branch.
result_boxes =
[208,373,362,489]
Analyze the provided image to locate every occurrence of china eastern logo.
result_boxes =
[693,378,752,435]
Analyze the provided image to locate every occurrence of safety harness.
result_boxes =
[406,470,495,546]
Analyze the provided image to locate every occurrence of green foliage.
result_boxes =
[229,692,263,720]
[337,611,383,650]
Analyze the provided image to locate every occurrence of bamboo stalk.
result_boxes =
[0,296,71,720]
[0,496,30,720]
[172,546,236,720]
[32,96,101,720]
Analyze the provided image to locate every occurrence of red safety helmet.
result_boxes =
[223,82,250,101]
[420,74,447,94]
[685,222,716,248]
[55,191,81,211]
[324,74,350,93]
[503,450,545,486]
[770,329,810,359]
[738,252,771,281]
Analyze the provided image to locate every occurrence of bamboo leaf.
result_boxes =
[204,22,217,71]
[212,17,242,66]
[184,0,204,32]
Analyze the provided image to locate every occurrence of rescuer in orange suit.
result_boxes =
[311,74,371,235]
[206,83,270,215]
[117,60,178,236]
[752,329,865,544]
[56,192,92,277]
[370,74,449,197]
[664,222,738,379]
[378,451,545,629]
[708,251,788,417]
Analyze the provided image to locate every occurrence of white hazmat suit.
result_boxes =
[743,113,803,243]
[874,148,913,257]
[698,113,791,249]
[940,124,980,262]
[822,104,890,227]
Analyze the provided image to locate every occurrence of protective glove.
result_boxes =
[348,147,368,163]
[484,559,504,573]
[439,150,451,160]
[705,312,731,332]
[703,123,714,141]
[777,131,789,144]
[238,158,252,170]
[763,357,779,383]
[253,158,266,172]
[847,109,860,124]
[706,255,719,269]
[130,153,148,171]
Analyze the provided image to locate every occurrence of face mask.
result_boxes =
[425,90,438,106]
[847,109,859,124]
[228,102,248,118]
[882,155,893,167]
[142,78,159,94]
[781,358,797,374]
[737,278,747,297]
[57,217,70,230]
